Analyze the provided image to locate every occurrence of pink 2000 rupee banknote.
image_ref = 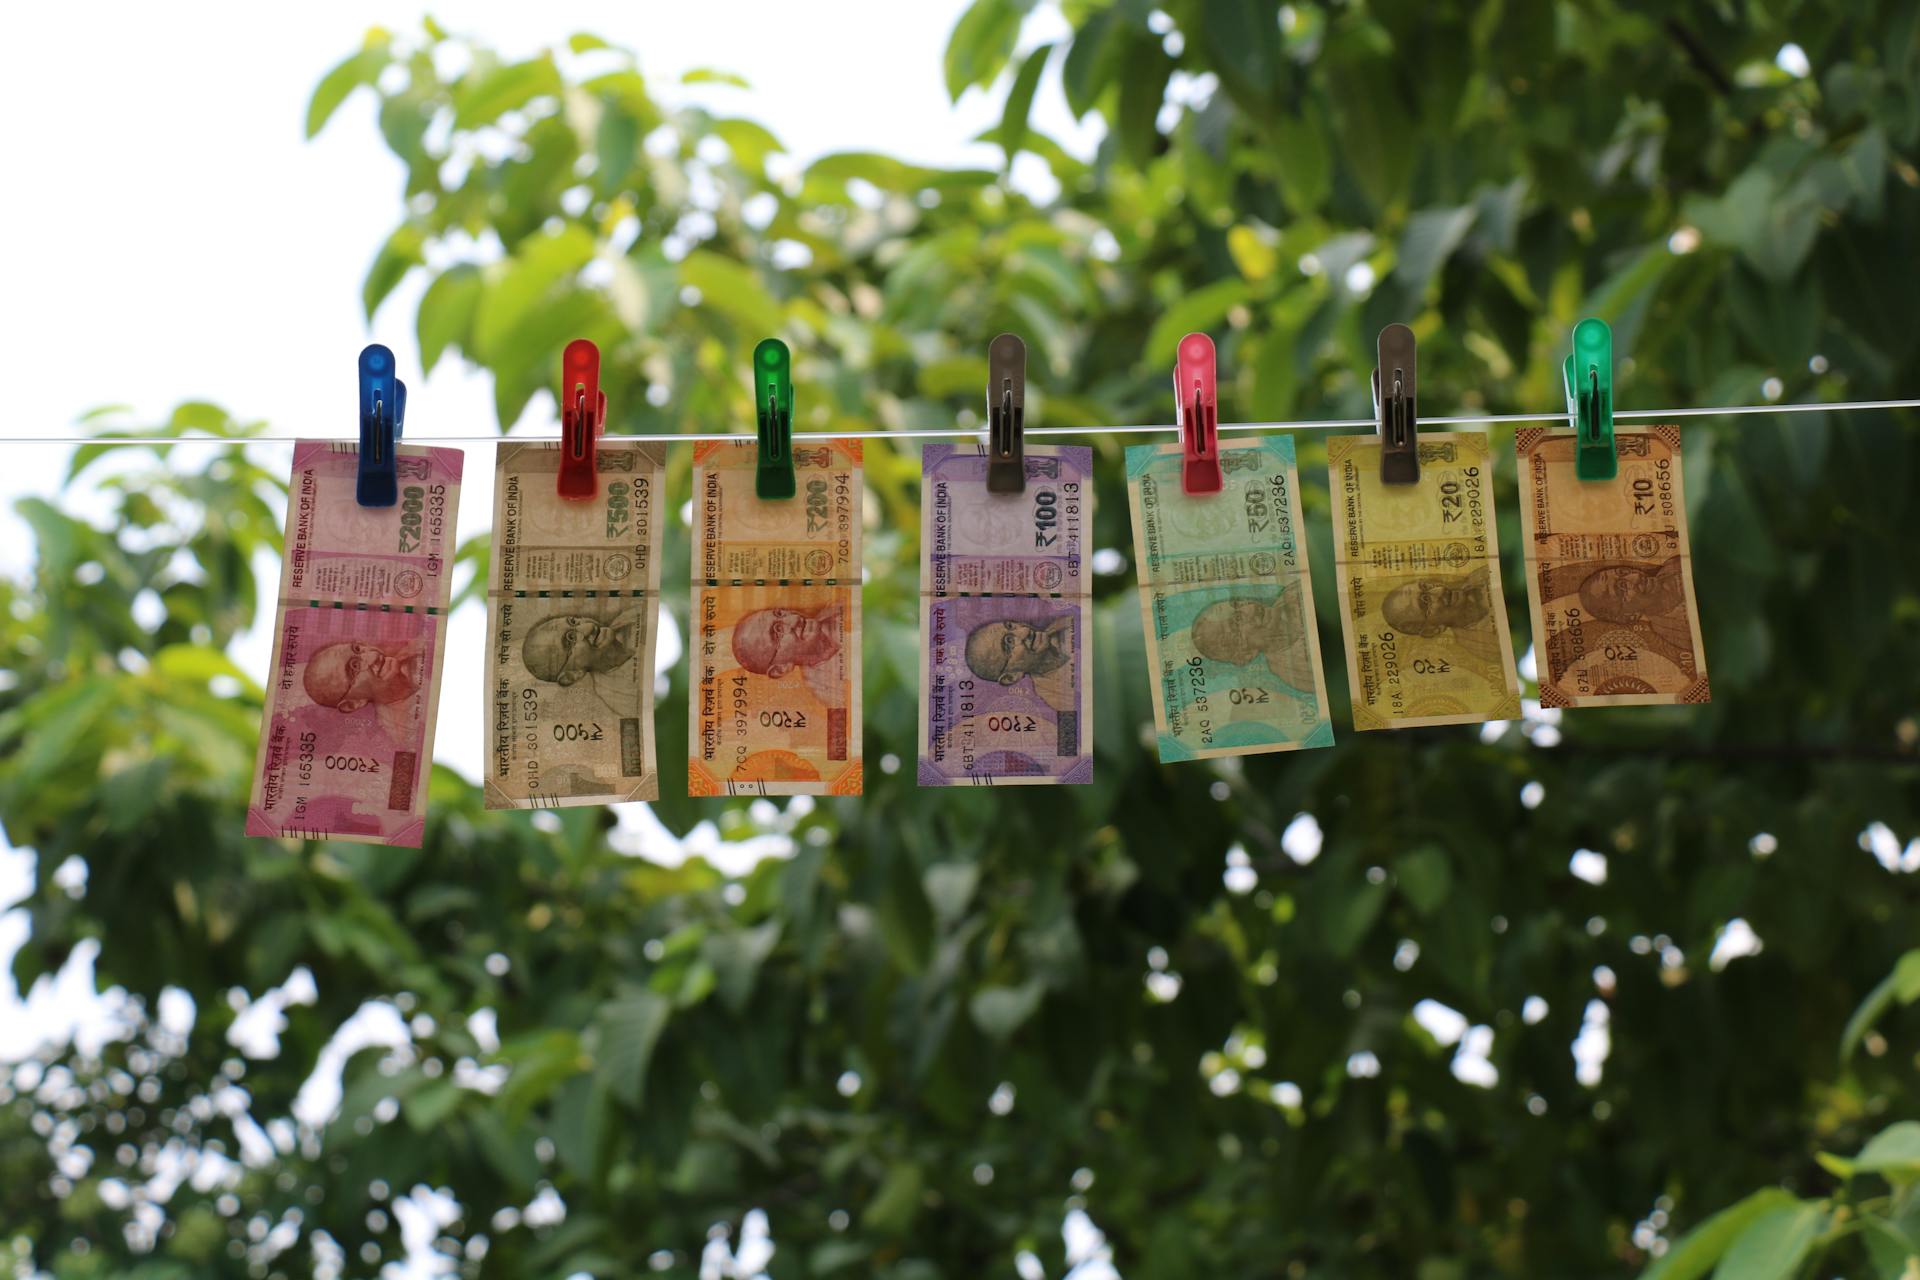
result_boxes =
[247,442,462,846]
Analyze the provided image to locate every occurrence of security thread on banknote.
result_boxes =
[484,442,666,809]
[1327,431,1523,730]
[1515,426,1710,707]
[247,442,462,847]
[1125,435,1333,761]
[918,443,1093,785]
[690,440,864,796]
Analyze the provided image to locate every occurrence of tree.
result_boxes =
[5,2,1920,1275]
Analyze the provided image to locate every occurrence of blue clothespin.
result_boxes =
[357,343,407,507]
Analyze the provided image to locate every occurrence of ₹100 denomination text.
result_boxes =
[485,442,666,808]
[918,444,1093,785]
[1516,425,1710,707]
[1328,431,1523,730]
[690,440,863,796]
[1126,436,1333,761]
[247,442,462,847]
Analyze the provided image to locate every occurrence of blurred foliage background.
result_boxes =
[5,1,1920,1276]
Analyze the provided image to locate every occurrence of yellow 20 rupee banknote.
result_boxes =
[1328,431,1521,730]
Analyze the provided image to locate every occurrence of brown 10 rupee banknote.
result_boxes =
[1515,426,1709,707]
[1327,431,1522,730]
[247,441,462,847]
[484,442,666,808]
[689,440,863,796]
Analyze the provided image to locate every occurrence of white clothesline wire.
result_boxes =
[4,396,1914,446]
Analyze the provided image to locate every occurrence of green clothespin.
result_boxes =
[1563,318,1616,481]
[753,337,795,499]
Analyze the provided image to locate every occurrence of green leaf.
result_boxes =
[1396,847,1453,916]
[862,1161,924,1236]
[1227,225,1278,281]
[997,42,1052,164]
[1855,1123,1920,1184]
[472,225,597,360]
[595,990,670,1106]
[1062,9,1122,119]
[1201,0,1283,113]
[1393,205,1476,296]
[416,265,483,374]
[1116,35,1174,167]
[712,118,784,175]
[679,249,784,337]
[1861,1217,1920,1279]
[702,921,781,1013]
[402,1082,462,1132]
[1322,879,1389,960]
[1712,1202,1825,1280]
[944,0,1027,101]
[1642,1190,1799,1280]
[1685,167,1821,284]
[1144,279,1249,368]
[970,981,1045,1039]
[452,56,563,129]
[1841,949,1920,1061]
[567,32,611,53]
[809,151,946,193]
[917,356,991,399]
[923,862,980,925]
[1328,55,1413,213]
[682,67,750,88]
[363,223,425,321]
[306,41,389,139]
[1272,101,1332,213]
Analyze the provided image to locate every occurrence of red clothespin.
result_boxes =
[1175,332,1221,495]
[558,338,606,499]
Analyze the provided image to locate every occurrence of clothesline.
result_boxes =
[5,396,1915,446]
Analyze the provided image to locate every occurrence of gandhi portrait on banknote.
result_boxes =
[963,614,1077,712]
[1188,592,1317,690]
[1539,558,1696,669]
[1380,568,1494,638]
[304,639,427,713]
[731,604,845,679]
[522,610,645,687]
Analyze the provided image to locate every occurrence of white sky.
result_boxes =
[0,0,1096,1054]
